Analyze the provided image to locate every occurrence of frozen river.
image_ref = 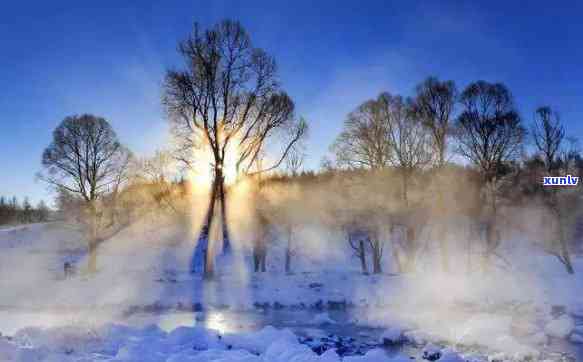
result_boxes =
[0,306,581,361]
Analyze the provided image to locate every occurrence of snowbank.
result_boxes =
[0,324,412,362]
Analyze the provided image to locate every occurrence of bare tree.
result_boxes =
[40,114,129,273]
[455,81,525,270]
[140,149,182,214]
[532,106,564,173]
[381,92,433,206]
[456,81,524,186]
[558,137,581,175]
[346,226,369,275]
[163,20,306,278]
[532,107,576,274]
[253,209,269,273]
[331,91,433,204]
[283,147,304,274]
[285,144,305,176]
[331,95,392,170]
[410,77,457,272]
[411,77,457,167]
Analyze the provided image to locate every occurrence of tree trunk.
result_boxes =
[260,251,266,272]
[253,244,266,272]
[405,226,416,272]
[372,240,382,274]
[402,171,409,208]
[285,225,292,274]
[88,238,98,273]
[253,249,260,272]
[390,226,403,273]
[202,176,219,279]
[87,201,99,274]
[358,240,368,274]
[285,249,291,274]
[218,173,231,254]
[481,220,499,273]
[438,223,450,273]
[437,183,450,273]
[557,208,575,274]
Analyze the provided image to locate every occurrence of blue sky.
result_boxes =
[1,0,582,205]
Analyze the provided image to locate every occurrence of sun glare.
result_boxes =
[189,129,240,188]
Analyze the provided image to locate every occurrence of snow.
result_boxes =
[0,324,412,362]
[342,349,405,362]
[436,348,465,362]
[544,315,575,339]
[2,222,583,360]
[313,313,337,325]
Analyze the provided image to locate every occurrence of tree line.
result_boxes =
[37,19,583,276]
[0,196,51,226]
[324,77,583,274]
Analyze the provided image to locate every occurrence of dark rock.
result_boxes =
[423,350,442,361]
[313,300,324,310]
[328,300,347,310]
[191,303,203,312]
[253,302,270,310]
[552,305,567,318]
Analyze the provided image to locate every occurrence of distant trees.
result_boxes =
[138,149,182,214]
[163,19,307,278]
[0,196,51,225]
[40,114,130,273]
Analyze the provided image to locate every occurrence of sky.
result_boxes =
[1,0,583,205]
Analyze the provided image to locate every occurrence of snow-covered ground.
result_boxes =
[0,321,475,362]
[1,221,583,361]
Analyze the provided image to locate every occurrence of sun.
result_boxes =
[189,131,240,188]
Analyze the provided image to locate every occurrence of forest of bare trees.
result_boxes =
[36,19,583,279]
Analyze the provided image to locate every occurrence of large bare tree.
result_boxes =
[40,114,129,272]
[411,77,456,167]
[456,81,524,186]
[163,20,306,277]
[410,77,457,272]
[455,81,525,270]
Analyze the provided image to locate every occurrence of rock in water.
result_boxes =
[380,326,406,345]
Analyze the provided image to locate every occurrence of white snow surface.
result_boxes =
[1,221,583,360]
[0,323,415,362]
